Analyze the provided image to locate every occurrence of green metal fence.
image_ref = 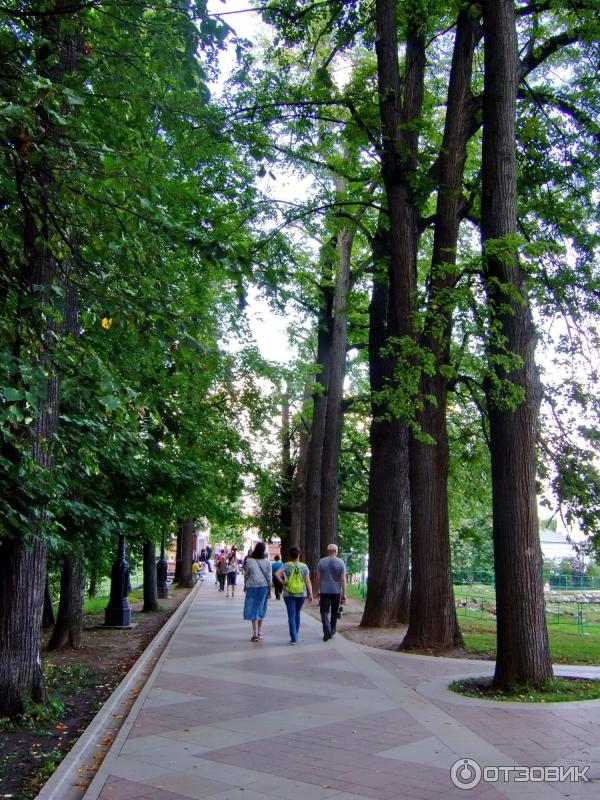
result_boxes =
[342,554,600,634]
[94,567,144,597]
[453,569,600,590]
[455,593,600,633]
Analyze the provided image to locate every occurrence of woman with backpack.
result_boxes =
[243,541,272,642]
[274,547,313,645]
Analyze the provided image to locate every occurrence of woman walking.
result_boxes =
[215,550,227,592]
[226,546,239,598]
[275,547,313,645]
[243,541,272,642]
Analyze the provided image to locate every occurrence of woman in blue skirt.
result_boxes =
[243,541,272,642]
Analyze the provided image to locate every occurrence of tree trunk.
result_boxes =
[279,386,294,549]
[178,518,194,588]
[481,0,552,688]
[0,538,47,714]
[142,538,159,612]
[42,574,55,629]
[0,3,79,714]
[47,553,85,650]
[88,569,98,600]
[320,186,353,552]
[362,231,410,626]
[173,521,183,584]
[402,7,481,651]
[369,1,425,630]
[303,284,333,574]
[290,382,311,553]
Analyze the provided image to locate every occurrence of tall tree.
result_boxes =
[362,228,411,625]
[401,5,482,649]
[0,0,81,714]
[178,518,195,589]
[319,179,354,553]
[47,548,85,650]
[142,538,159,613]
[481,0,552,688]
[303,277,334,573]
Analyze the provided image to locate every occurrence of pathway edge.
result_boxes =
[35,582,201,800]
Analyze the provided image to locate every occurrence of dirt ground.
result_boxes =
[304,596,490,660]
[0,587,191,800]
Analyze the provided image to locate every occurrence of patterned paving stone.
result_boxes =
[84,586,600,800]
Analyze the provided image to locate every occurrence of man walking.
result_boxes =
[315,544,346,641]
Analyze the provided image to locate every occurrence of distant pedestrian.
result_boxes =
[243,541,272,642]
[216,549,227,592]
[315,544,346,641]
[199,548,213,573]
[226,547,239,598]
[275,547,313,645]
[271,553,283,600]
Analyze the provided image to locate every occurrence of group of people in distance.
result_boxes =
[241,542,347,645]
[213,545,241,597]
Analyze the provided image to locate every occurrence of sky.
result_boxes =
[208,0,299,366]
[205,1,597,548]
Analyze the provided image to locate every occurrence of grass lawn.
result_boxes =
[450,676,600,702]
[460,616,600,664]
[346,582,600,664]
[346,584,366,601]
[83,588,144,614]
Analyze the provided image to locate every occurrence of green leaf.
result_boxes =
[3,387,25,402]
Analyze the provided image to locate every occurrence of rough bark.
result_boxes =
[320,184,353,552]
[142,539,159,612]
[290,382,311,553]
[0,538,48,713]
[370,1,424,631]
[303,285,333,574]
[0,3,79,714]
[362,230,410,626]
[47,553,85,650]
[173,521,183,584]
[178,518,194,588]
[48,278,85,650]
[42,574,55,629]
[481,0,552,687]
[279,387,293,549]
[403,8,481,651]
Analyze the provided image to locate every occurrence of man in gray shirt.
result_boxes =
[315,544,346,641]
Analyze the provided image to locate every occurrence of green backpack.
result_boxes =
[286,562,305,594]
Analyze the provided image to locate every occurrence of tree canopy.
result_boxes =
[1,0,599,710]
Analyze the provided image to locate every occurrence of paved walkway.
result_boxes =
[83,583,600,800]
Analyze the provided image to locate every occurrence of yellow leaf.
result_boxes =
[101,317,113,330]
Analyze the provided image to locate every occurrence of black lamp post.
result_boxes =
[157,529,169,599]
[104,533,131,627]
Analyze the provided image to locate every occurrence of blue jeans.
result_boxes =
[284,595,305,642]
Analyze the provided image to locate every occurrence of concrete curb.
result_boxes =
[36,582,201,800]
[80,578,203,800]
